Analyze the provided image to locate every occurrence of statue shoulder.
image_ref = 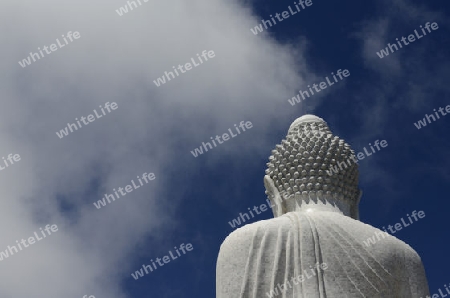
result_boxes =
[217,216,294,298]
[220,216,290,252]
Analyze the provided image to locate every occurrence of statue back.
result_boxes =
[217,211,428,298]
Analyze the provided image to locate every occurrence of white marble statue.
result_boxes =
[216,114,429,298]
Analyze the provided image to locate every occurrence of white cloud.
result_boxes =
[0,0,315,296]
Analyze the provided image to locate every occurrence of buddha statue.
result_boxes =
[216,114,429,298]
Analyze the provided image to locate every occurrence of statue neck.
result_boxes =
[285,197,353,217]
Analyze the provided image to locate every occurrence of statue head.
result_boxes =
[264,115,362,219]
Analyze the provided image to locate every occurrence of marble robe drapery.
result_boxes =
[216,211,429,298]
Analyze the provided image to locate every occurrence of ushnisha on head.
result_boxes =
[264,115,362,219]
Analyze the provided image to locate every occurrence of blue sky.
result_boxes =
[0,0,449,297]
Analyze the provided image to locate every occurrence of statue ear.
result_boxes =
[264,175,285,217]
[351,190,362,220]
